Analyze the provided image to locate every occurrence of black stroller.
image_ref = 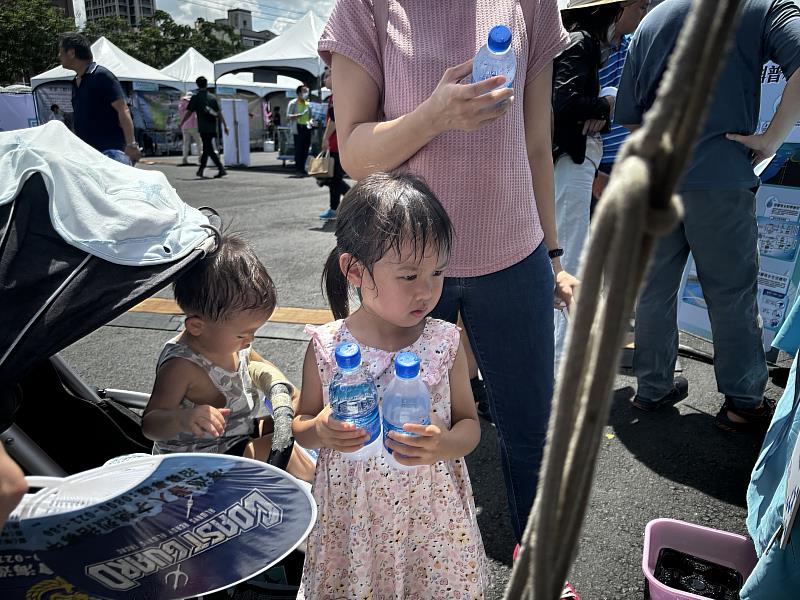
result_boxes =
[0,170,306,598]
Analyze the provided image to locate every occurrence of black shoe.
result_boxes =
[631,376,688,412]
[714,397,775,433]
[471,377,494,424]
[196,169,204,178]
[213,170,227,178]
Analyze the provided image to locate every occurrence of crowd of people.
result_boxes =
[3,0,800,598]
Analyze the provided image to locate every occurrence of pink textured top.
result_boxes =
[319,0,569,277]
[179,96,198,131]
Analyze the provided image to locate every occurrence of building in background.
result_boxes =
[84,0,156,26]
[215,8,275,48]
[51,0,75,18]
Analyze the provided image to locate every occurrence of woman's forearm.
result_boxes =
[531,146,559,251]
[340,100,441,180]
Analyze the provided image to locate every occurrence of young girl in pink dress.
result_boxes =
[293,172,488,598]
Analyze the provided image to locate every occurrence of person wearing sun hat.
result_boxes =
[552,0,629,368]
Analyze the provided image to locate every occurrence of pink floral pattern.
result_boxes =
[297,318,488,599]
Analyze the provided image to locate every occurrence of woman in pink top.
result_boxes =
[319,0,575,546]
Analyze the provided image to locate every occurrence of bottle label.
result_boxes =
[348,406,381,445]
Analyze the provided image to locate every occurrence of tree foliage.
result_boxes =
[83,11,244,67]
[0,3,246,85]
[0,0,74,85]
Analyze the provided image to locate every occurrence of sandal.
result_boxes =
[714,397,775,433]
[631,376,688,412]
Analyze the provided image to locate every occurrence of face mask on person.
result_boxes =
[299,91,307,100]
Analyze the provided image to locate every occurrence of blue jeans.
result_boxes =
[101,149,132,166]
[634,189,767,408]
[431,243,554,541]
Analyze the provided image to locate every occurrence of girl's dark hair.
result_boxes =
[173,233,277,322]
[59,32,93,61]
[322,172,453,320]
[562,4,623,46]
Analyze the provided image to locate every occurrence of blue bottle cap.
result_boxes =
[488,24,512,53]
[394,352,421,379]
[334,342,361,370]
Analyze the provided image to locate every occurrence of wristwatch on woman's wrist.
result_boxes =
[548,248,564,260]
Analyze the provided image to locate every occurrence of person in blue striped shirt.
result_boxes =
[592,0,651,206]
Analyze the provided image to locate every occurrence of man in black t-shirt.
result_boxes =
[181,76,228,179]
[58,32,141,165]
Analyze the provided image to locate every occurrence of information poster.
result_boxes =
[677,61,800,351]
[758,62,800,144]
[678,177,800,350]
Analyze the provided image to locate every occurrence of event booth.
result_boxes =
[215,12,328,166]
[213,11,326,88]
[161,48,302,160]
[30,37,184,155]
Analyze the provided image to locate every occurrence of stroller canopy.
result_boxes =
[0,123,217,390]
[0,121,209,266]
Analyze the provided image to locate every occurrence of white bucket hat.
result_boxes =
[559,0,625,9]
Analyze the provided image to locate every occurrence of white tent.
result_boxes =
[30,37,183,91]
[160,48,301,97]
[214,11,326,83]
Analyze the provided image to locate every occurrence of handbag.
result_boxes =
[308,150,334,179]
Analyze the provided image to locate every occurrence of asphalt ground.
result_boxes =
[59,152,785,599]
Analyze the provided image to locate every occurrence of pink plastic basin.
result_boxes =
[642,518,758,600]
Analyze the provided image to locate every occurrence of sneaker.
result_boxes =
[631,376,689,412]
[319,208,337,220]
[196,169,204,178]
[213,170,227,179]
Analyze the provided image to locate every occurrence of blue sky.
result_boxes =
[156,0,333,33]
[71,1,333,32]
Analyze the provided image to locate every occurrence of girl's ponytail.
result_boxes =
[322,247,350,320]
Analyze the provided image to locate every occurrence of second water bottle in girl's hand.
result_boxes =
[330,342,382,460]
[472,24,516,88]
[382,352,431,471]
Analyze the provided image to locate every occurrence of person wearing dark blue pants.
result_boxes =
[431,243,555,540]
[616,0,800,431]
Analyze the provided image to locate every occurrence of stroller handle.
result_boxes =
[268,384,294,470]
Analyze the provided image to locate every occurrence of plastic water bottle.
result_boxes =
[472,24,516,89]
[329,342,382,460]
[382,352,431,470]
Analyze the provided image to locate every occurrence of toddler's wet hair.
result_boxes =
[174,233,276,321]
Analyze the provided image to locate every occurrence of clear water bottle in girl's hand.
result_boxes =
[329,342,382,460]
[382,352,431,471]
[472,24,516,89]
